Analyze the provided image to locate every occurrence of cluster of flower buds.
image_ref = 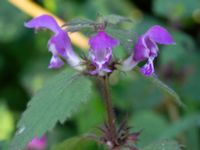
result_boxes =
[25,14,174,77]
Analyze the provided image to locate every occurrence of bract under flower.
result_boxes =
[88,31,119,75]
[25,15,82,70]
[122,25,174,76]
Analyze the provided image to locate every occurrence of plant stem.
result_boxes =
[101,76,117,144]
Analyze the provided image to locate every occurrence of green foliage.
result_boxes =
[114,68,177,111]
[130,111,169,147]
[160,113,200,139]
[102,14,132,25]
[0,141,9,150]
[143,140,181,150]
[0,102,14,140]
[111,71,163,111]
[106,27,136,53]
[10,69,92,150]
[62,18,94,32]
[2,0,200,150]
[65,18,94,26]
[62,14,131,33]
[180,58,200,101]
[132,68,185,108]
[0,1,27,42]
[75,91,105,133]
[153,0,200,20]
[160,31,195,67]
[146,75,185,108]
[52,136,102,150]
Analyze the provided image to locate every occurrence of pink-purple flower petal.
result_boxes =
[89,31,119,50]
[147,25,175,45]
[27,136,47,150]
[122,25,174,76]
[25,14,82,70]
[143,35,158,57]
[133,35,150,61]
[24,15,61,33]
[48,55,65,69]
[140,58,155,76]
[88,31,119,75]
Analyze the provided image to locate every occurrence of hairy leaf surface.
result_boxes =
[10,70,92,150]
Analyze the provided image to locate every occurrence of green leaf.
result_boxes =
[180,54,200,101]
[111,71,163,111]
[106,27,136,53]
[160,114,200,139]
[0,140,9,150]
[147,76,185,108]
[10,69,92,150]
[65,18,94,26]
[130,111,169,147]
[103,14,132,25]
[134,67,185,108]
[143,140,181,150]
[62,18,94,32]
[76,90,105,134]
[64,25,93,33]
[52,136,102,150]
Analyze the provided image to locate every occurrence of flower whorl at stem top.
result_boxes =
[25,15,82,70]
[122,25,175,76]
[89,30,119,75]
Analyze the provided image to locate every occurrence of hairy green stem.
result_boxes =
[101,76,117,146]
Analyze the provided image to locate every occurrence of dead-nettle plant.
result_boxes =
[10,14,184,150]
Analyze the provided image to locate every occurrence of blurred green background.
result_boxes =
[0,0,200,150]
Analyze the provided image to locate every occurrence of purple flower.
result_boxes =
[88,31,119,75]
[27,136,47,150]
[122,25,174,76]
[25,15,82,70]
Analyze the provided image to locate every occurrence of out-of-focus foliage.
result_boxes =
[153,0,200,23]
[1,0,200,150]
[52,136,103,150]
[143,140,181,150]
[0,1,28,42]
[0,102,14,140]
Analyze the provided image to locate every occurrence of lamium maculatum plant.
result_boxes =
[10,14,184,150]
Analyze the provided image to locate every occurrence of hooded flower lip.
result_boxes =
[88,30,119,75]
[25,14,82,70]
[146,25,175,45]
[89,31,119,50]
[122,25,174,76]
[24,15,61,33]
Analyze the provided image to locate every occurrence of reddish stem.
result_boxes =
[101,76,117,147]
